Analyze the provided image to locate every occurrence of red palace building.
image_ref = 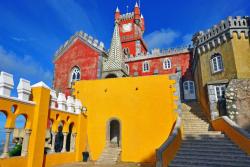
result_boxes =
[53,2,196,100]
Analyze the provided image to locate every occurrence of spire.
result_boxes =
[108,21,123,64]
[102,21,128,78]
[135,2,139,8]
[116,6,120,12]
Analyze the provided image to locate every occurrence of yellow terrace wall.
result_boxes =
[74,75,178,163]
[0,72,87,167]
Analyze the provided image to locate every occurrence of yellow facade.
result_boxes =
[0,74,178,166]
[194,32,250,118]
[74,75,177,163]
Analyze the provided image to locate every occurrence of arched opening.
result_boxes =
[105,74,117,78]
[45,119,53,153]
[0,111,7,155]
[11,114,27,156]
[55,122,64,152]
[69,66,81,87]
[66,122,74,152]
[109,120,120,147]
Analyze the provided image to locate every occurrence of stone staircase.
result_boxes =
[169,102,250,167]
[96,143,121,165]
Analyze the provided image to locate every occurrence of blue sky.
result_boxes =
[0,0,249,91]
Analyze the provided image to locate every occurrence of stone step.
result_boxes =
[181,140,236,147]
[180,143,239,151]
[171,156,250,167]
[183,135,225,139]
[184,132,222,135]
[178,147,246,155]
[183,121,209,124]
[182,121,208,124]
[96,146,121,165]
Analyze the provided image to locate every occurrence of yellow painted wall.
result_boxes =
[194,32,250,118]
[231,32,250,78]
[194,60,211,119]
[0,85,87,167]
[74,75,177,163]
[44,152,76,167]
[0,157,27,167]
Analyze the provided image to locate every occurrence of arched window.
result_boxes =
[70,67,81,85]
[125,64,129,74]
[142,61,150,72]
[163,58,171,70]
[211,53,223,73]
[123,48,130,56]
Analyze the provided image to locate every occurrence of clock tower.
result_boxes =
[115,2,148,57]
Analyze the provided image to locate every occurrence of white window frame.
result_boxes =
[142,61,150,72]
[125,64,129,74]
[163,58,171,70]
[214,85,226,101]
[183,81,195,94]
[211,54,223,73]
[69,66,81,86]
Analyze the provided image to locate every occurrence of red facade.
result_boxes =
[126,51,193,80]
[53,39,103,96]
[116,4,147,57]
[53,3,195,100]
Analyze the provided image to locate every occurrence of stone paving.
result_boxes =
[55,162,155,167]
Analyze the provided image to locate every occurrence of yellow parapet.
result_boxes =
[27,84,51,167]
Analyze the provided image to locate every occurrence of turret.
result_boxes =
[141,14,145,32]
[115,6,120,21]
[134,2,140,24]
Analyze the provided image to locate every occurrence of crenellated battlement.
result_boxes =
[119,12,134,21]
[125,46,191,62]
[54,31,106,61]
[193,16,249,55]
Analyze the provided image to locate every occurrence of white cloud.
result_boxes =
[0,45,52,84]
[144,29,180,49]
[11,37,27,42]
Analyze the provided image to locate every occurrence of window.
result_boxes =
[211,53,223,73]
[136,40,141,56]
[142,61,150,72]
[123,48,130,56]
[183,81,195,94]
[214,85,226,101]
[70,67,81,85]
[125,64,129,74]
[163,58,171,70]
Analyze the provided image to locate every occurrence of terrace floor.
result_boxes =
[55,162,155,167]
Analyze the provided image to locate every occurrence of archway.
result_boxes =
[105,74,117,78]
[109,120,120,146]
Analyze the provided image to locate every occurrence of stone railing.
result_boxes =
[193,16,249,54]
[212,116,250,155]
[125,46,191,62]
[54,31,106,61]
[50,90,85,115]
[156,116,182,167]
